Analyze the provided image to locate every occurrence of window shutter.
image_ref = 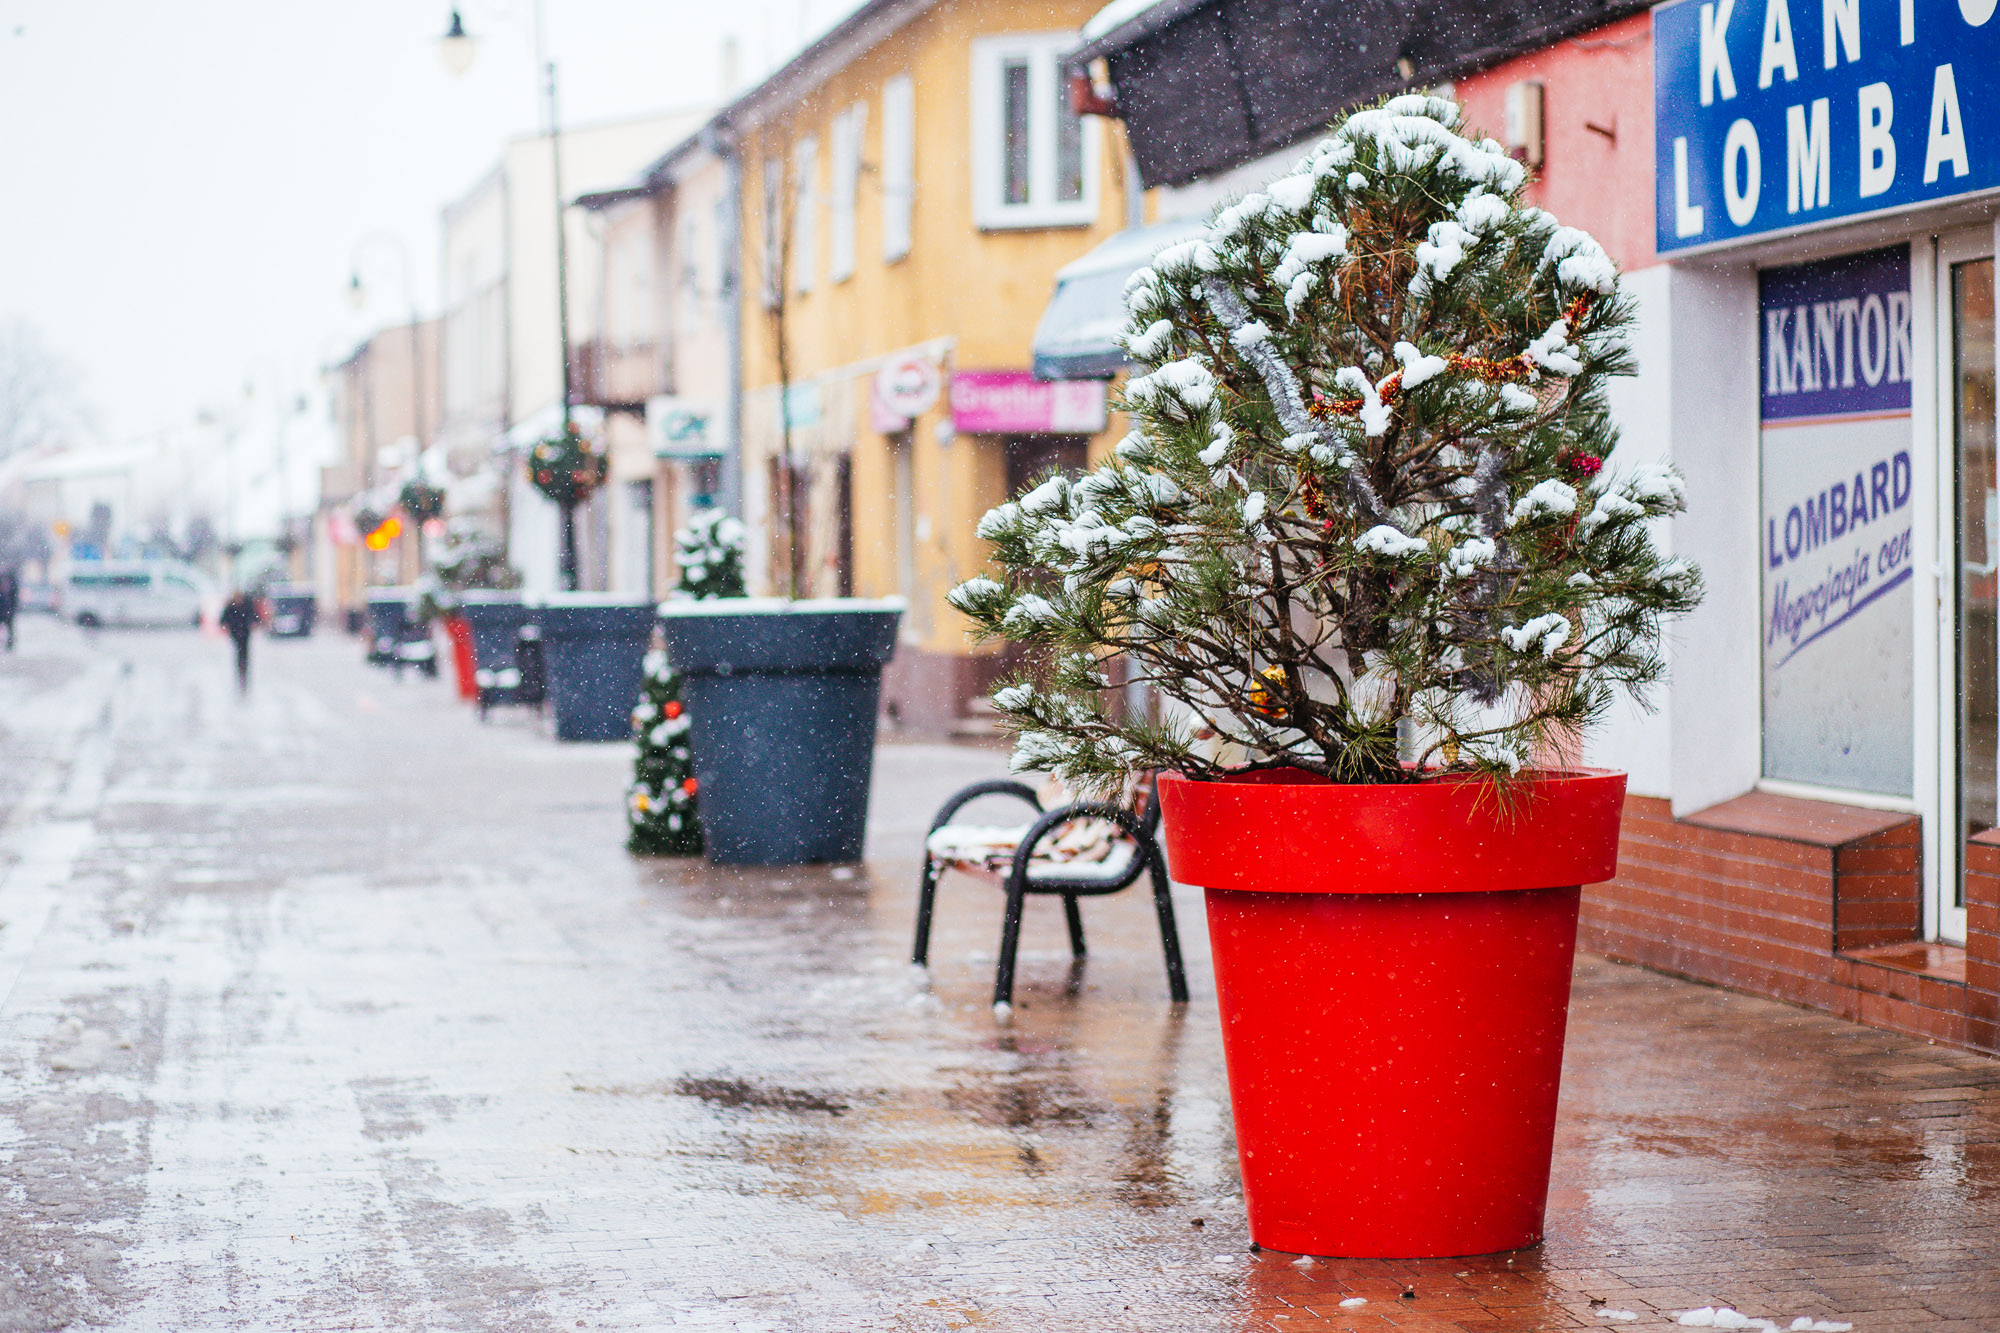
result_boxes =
[792,136,818,294]
[831,103,866,282]
[882,75,915,261]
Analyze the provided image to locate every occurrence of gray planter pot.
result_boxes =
[266,585,317,638]
[458,593,530,673]
[533,596,656,742]
[657,599,901,866]
[364,589,414,664]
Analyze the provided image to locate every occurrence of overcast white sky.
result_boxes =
[0,0,865,457]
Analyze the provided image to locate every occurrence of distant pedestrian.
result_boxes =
[220,590,258,691]
[0,568,18,651]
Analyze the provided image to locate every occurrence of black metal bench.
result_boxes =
[914,775,1188,1009]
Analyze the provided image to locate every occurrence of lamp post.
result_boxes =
[438,3,583,591]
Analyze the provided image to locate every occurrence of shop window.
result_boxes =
[1757,246,1915,797]
[970,34,1097,230]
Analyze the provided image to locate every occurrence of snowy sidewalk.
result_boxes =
[0,621,1995,1331]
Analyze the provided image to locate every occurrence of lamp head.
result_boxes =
[438,9,477,76]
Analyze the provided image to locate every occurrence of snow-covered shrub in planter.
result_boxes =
[950,95,1702,1260]
[952,94,1699,790]
[671,508,748,601]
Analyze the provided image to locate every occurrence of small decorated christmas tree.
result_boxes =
[673,507,748,599]
[950,95,1701,792]
[627,648,703,855]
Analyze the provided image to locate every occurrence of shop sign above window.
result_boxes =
[1654,0,2000,254]
[951,371,1106,435]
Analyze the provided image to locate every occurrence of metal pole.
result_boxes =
[547,55,580,591]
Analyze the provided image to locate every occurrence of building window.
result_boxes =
[881,75,915,261]
[760,157,784,308]
[792,135,819,294]
[830,102,867,283]
[678,209,702,335]
[971,33,1097,230]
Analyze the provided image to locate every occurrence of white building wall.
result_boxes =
[1662,261,1765,817]
[1585,263,1677,799]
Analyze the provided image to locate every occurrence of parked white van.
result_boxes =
[65,561,215,628]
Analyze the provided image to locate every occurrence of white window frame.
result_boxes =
[882,75,915,261]
[830,102,866,282]
[792,135,819,295]
[970,32,1099,231]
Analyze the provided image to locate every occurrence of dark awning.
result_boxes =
[1032,217,1207,381]
[1071,0,1650,189]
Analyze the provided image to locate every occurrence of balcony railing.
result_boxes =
[572,339,664,409]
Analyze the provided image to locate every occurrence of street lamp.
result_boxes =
[438,9,477,74]
[437,0,583,591]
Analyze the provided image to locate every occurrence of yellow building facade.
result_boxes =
[731,0,1139,732]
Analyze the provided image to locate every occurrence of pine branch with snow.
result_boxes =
[673,508,748,601]
[952,94,1701,791]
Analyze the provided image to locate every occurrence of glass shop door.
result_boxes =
[1944,230,1996,945]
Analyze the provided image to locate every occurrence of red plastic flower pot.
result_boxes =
[1158,766,1626,1258]
[443,614,478,702]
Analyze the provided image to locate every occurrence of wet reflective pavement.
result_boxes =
[0,623,1996,1332]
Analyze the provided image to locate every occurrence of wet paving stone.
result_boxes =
[0,623,1996,1330]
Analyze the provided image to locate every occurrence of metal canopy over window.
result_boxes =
[1072,0,1649,188]
[1031,217,1205,380]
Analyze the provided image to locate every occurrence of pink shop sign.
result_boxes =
[950,371,1107,436]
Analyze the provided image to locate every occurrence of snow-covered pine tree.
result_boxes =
[674,508,748,600]
[950,95,1701,791]
[627,648,703,856]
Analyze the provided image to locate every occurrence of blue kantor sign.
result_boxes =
[1654,0,2000,254]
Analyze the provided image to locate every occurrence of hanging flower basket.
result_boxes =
[527,423,608,509]
[399,479,447,525]
[948,95,1701,1257]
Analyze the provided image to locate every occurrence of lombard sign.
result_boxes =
[1655,0,2000,254]
[1758,245,1915,796]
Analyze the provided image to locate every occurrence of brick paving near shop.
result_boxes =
[0,621,1996,1332]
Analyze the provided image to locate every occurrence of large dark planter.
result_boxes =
[266,584,317,638]
[363,590,414,665]
[533,595,655,742]
[459,593,531,674]
[1158,767,1627,1259]
[657,599,901,865]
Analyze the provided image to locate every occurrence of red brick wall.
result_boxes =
[1960,832,2000,1053]
[1586,794,1998,1058]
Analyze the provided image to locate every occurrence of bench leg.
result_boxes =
[993,873,1029,1009]
[1146,845,1190,1003]
[912,858,941,966]
[1062,893,1086,958]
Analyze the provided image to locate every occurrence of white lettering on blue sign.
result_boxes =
[1759,245,1911,415]
[1656,0,2000,251]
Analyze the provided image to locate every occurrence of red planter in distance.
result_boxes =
[1158,767,1627,1259]
[443,615,479,702]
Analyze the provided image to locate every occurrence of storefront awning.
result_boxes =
[1032,217,1206,381]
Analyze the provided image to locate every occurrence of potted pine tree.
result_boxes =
[626,648,704,855]
[950,95,1700,1259]
[656,507,899,866]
